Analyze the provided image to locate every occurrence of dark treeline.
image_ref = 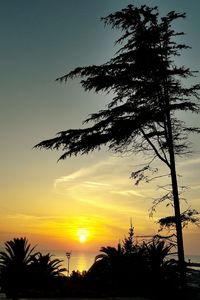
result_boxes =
[0,227,199,299]
[0,237,66,297]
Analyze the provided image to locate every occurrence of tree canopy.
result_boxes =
[36,5,199,165]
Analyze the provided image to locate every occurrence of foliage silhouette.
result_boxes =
[35,4,200,289]
[158,208,200,231]
[0,237,36,297]
[122,219,136,254]
[0,238,66,297]
[28,252,66,295]
[86,226,178,297]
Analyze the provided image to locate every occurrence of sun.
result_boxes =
[77,228,89,243]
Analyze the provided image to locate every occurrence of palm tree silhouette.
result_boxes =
[145,237,174,271]
[30,252,66,277]
[29,252,66,293]
[95,245,123,263]
[87,235,177,296]
[0,237,35,297]
[143,237,178,294]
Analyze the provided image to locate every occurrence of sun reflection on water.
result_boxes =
[55,251,96,275]
[75,254,87,272]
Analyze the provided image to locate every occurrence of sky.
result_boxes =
[0,0,200,256]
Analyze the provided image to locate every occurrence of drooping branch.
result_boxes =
[158,209,200,231]
[140,128,170,167]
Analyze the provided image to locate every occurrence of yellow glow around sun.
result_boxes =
[77,228,89,243]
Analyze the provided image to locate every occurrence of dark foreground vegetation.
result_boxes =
[0,229,200,299]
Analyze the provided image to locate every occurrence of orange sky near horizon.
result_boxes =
[1,153,200,255]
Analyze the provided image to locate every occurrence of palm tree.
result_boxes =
[86,245,123,293]
[30,252,66,277]
[143,236,179,294]
[29,252,66,293]
[95,245,124,263]
[144,237,174,272]
[0,237,36,296]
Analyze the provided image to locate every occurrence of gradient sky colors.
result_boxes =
[0,0,200,255]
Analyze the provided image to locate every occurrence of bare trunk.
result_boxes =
[166,112,186,290]
[169,150,186,288]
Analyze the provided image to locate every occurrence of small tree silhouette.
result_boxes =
[0,237,35,297]
[29,252,66,294]
[123,220,135,254]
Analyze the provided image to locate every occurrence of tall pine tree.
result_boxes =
[36,5,200,288]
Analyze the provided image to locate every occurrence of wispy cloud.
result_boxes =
[83,181,110,188]
[53,156,148,214]
[53,153,200,225]
[6,213,66,222]
[55,157,117,181]
[110,189,144,197]
[54,156,130,192]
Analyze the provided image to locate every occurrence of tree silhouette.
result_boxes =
[95,245,124,264]
[0,238,66,297]
[0,237,36,297]
[35,4,200,289]
[144,236,173,272]
[87,229,177,297]
[122,220,136,254]
[29,252,66,293]
[30,252,66,277]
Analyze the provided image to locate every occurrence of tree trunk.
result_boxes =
[169,150,187,289]
[166,112,187,290]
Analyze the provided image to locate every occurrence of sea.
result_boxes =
[53,251,97,275]
[0,246,199,275]
[51,251,200,275]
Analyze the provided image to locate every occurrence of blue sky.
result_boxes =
[0,0,200,254]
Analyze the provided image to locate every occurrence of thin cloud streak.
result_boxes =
[54,157,129,194]
[53,156,148,215]
[110,189,144,197]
